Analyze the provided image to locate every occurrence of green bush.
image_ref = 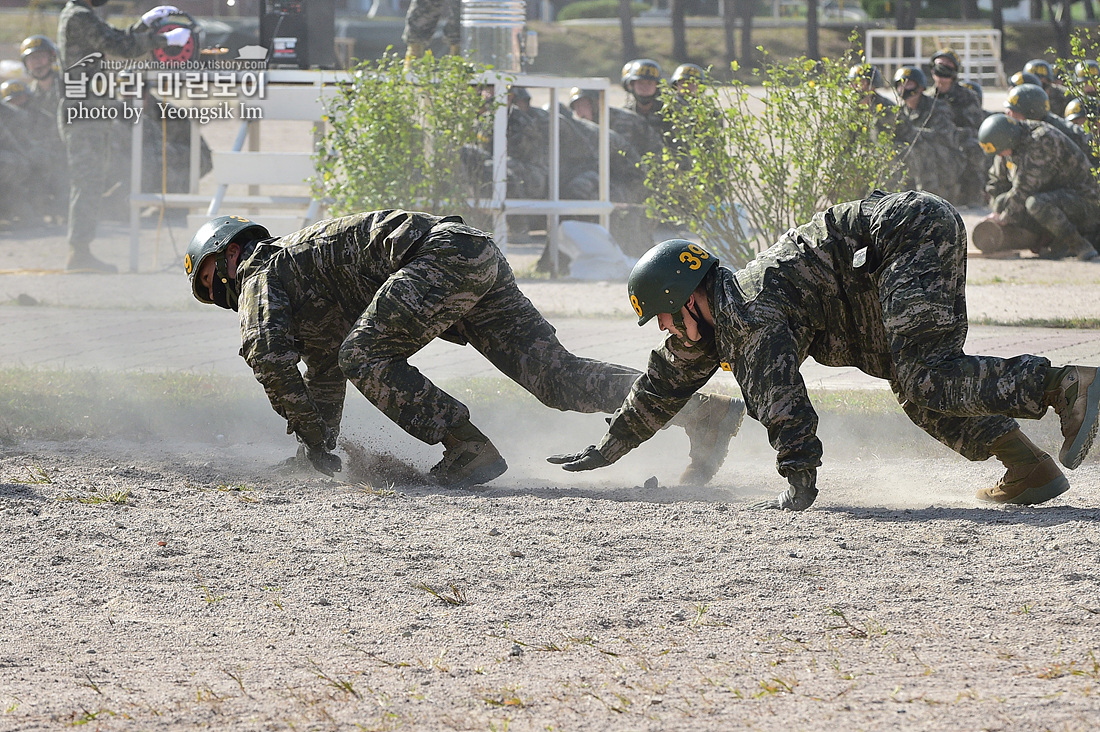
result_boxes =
[557,0,650,21]
[313,51,505,227]
[643,48,904,266]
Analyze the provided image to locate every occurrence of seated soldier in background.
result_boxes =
[0,80,68,224]
[0,99,35,226]
[1002,82,1092,159]
[979,113,1099,261]
[20,35,62,117]
[550,195,1100,510]
[1073,60,1100,98]
[564,88,645,204]
[1023,59,1069,116]
[928,49,988,206]
[184,211,746,488]
[892,66,963,203]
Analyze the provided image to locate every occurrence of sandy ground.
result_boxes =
[3,382,1100,730]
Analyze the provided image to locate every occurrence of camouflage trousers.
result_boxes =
[1018,189,1100,240]
[337,230,640,444]
[61,113,112,250]
[869,191,1051,461]
[402,0,462,46]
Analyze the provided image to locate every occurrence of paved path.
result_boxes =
[4,306,1100,393]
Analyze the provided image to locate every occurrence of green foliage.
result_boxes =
[1058,29,1100,178]
[314,51,505,227]
[642,50,903,266]
[557,0,650,21]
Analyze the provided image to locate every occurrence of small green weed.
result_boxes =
[195,572,226,605]
[414,582,467,606]
[15,465,51,484]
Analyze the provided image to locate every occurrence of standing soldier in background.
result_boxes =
[184,211,746,488]
[57,0,189,272]
[1023,59,1069,116]
[979,113,1099,261]
[20,35,63,117]
[403,0,461,69]
[928,49,988,206]
[550,195,1100,510]
[620,58,666,153]
[892,66,962,203]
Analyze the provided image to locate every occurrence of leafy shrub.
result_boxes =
[313,51,505,227]
[557,0,650,21]
[642,49,904,266]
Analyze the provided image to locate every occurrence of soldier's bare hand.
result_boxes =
[547,445,611,472]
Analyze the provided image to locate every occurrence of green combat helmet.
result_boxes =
[1075,59,1100,82]
[185,215,270,310]
[978,113,1026,155]
[1004,83,1050,120]
[621,58,663,92]
[848,63,884,88]
[627,239,717,326]
[671,63,704,87]
[1023,59,1055,83]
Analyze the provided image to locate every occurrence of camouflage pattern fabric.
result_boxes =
[402,0,462,46]
[1046,84,1069,117]
[569,114,645,202]
[235,211,643,449]
[0,103,34,219]
[57,0,158,251]
[3,101,68,218]
[609,106,662,159]
[30,70,62,117]
[894,95,963,203]
[932,82,990,205]
[1043,112,1093,160]
[989,119,1100,238]
[596,191,1052,482]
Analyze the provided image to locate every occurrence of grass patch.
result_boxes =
[58,486,131,505]
[970,316,1100,329]
[0,367,272,442]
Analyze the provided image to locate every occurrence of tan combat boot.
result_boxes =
[672,393,746,485]
[977,430,1069,505]
[1045,365,1100,469]
[404,42,426,71]
[430,420,508,489]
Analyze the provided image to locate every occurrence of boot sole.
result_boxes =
[441,456,509,491]
[1061,374,1100,470]
[1004,472,1072,505]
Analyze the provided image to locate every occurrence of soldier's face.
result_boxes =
[24,50,53,79]
[1005,108,1026,122]
[572,97,594,121]
[657,305,701,342]
[632,79,657,99]
[197,243,241,300]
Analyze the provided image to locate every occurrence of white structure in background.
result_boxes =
[865,28,1008,88]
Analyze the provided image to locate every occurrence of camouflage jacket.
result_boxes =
[1047,84,1069,117]
[930,82,985,133]
[598,192,926,478]
[1042,112,1093,160]
[29,71,62,116]
[58,0,160,105]
[895,94,958,148]
[991,120,1099,223]
[609,106,663,158]
[235,210,473,448]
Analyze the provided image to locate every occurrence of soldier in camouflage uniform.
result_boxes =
[57,0,188,272]
[928,49,989,206]
[403,0,462,67]
[892,66,963,204]
[1002,83,1093,160]
[551,193,1100,510]
[1024,59,1069,117]
[0,80,68,223]
[20,35,63,118]
[979,113,1099,261]
[184,212,747,488]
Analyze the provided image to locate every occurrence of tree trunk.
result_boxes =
[618,0,636,62]
[739,0,754,69]
[991,0,1005,56]
[671,0,687,62]
[895,0,918,59]
[806,0,819,60]
[1046,1,1073,58]
[962,0,980,19]
[1030,0,1043,20]
[1085,0,1096,22]
[722,0,737,68]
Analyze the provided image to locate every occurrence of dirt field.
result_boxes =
[3,378,1100,731]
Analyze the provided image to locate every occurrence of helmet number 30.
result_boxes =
[679,244,709,271]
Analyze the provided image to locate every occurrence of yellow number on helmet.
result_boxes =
[184,253,193,274]
[687,244,709,259]
[228,215,251,223]
[679,251,702,270]
[980,141,997,154]
[630,294,644,318]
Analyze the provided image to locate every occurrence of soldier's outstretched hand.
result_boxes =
[547,445,611,472]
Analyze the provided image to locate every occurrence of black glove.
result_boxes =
[546,445,612,472]
[749,469,818,511]
[297,443,342,477]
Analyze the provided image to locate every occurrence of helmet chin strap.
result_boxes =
[634,93,657,106]
[210,250,240,311]
[688,300,715,342]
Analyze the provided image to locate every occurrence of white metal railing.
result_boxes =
[866,29,1007,88]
